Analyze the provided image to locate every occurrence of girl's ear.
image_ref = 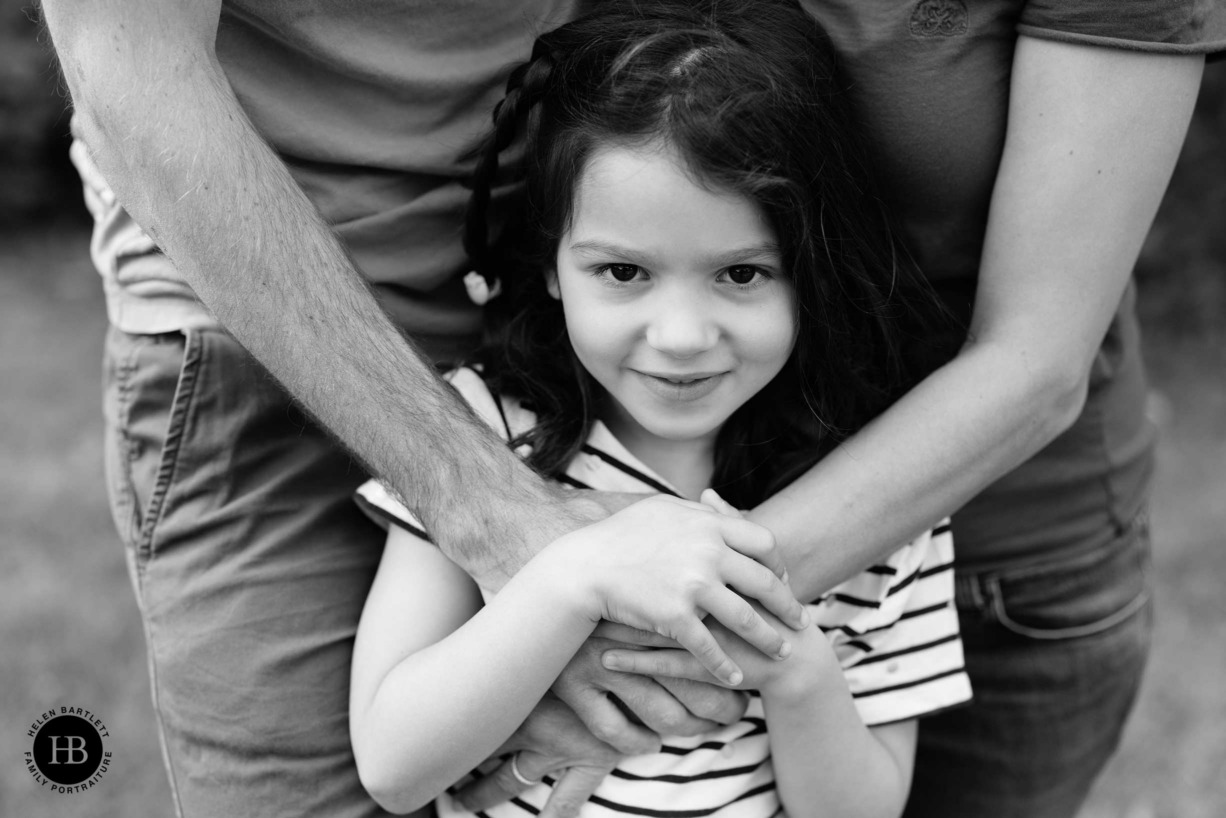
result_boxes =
[545,269,561,300]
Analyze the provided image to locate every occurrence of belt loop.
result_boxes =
[954,570,985,611]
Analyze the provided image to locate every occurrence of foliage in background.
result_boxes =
[0,1,80,223]
[1135,67,1226,337]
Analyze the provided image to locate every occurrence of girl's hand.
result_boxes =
[598,605,832,699]
[543,493,809,686]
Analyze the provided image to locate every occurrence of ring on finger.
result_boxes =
[509,752,541,787]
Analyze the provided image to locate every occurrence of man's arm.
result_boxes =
[41,0,587,586]
[43,0,801,689]
[754,39,1205,600]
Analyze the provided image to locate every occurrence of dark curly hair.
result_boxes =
[463,0,950,509]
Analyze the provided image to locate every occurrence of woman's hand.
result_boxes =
[542,492,809,687]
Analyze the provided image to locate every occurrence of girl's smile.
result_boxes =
[550,140,797,490]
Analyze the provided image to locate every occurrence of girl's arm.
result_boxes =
[603,616,917,818]
[349,524,596,814]
[760,637,916,818]
[351,496,808,814]
[752,39,1205,599]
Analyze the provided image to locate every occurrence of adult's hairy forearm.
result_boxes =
[46,8,552,585]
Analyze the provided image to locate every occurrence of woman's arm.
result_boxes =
[754,39,1205,599]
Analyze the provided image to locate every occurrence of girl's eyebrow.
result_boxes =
[568,240,782,267]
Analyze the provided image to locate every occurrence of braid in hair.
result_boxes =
[463,43,557,298]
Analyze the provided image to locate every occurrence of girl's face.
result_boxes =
[551,141,797,458]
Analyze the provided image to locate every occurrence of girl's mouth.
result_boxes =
[633,370,726,401]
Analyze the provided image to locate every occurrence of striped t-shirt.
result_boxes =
[355,367,972,818]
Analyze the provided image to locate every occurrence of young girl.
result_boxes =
[350,2,971,816]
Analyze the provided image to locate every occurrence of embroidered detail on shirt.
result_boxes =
[909,0,968,37]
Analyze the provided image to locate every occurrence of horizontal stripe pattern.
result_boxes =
[357,369,970,818]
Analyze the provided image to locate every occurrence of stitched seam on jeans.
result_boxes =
[987,577,1151,641]
[137,330,204,558]
[114,333,143,549]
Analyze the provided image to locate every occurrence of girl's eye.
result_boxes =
[598,264,643,283]
[723,265,769,286]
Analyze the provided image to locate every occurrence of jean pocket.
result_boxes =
[104,328,205,566]
[984,516,1151,641]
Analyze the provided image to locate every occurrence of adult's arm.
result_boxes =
[754,38,1205,600]
[40,0,597,586]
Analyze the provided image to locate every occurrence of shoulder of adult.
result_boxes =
[1018,0,1226,57]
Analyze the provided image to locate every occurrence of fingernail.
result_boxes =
[602,655,620,670]
[727,669,743,686]
[798,608,810,628]
[777,641,792,659]
[781,569,790,584]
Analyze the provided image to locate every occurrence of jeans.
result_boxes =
[103,326,391,817]
[902,514,1153,818]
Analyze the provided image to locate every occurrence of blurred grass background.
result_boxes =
[1,3,1223,817]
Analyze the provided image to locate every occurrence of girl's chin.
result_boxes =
[622,415,723,445]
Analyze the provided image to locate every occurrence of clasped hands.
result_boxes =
[453,491,807,818]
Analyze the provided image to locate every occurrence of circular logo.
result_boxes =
[25,708,112,794]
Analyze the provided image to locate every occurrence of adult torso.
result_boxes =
[215,0,579,355]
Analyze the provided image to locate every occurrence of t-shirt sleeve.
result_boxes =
[1018,0,1226,55]
[821,522,972,726]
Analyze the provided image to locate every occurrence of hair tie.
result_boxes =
[463,271,503,305]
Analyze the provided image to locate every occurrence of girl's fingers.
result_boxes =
[712,514,790,582]
[592,621,679,647]
[720,552,809,632]
[699,488,742,518]
[698,584,792,661]
[669,618,744,687]
[602,648,712,683]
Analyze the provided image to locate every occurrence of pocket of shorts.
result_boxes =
[984,517,1151,641]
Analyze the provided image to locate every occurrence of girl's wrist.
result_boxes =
[520,532,605,624]
[760,625,841,704]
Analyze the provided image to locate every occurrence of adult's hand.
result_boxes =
[550,635,749,750]
[454,671,747,818]
[451,694,623,818]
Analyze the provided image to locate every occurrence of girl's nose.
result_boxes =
[644,294,719,358]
